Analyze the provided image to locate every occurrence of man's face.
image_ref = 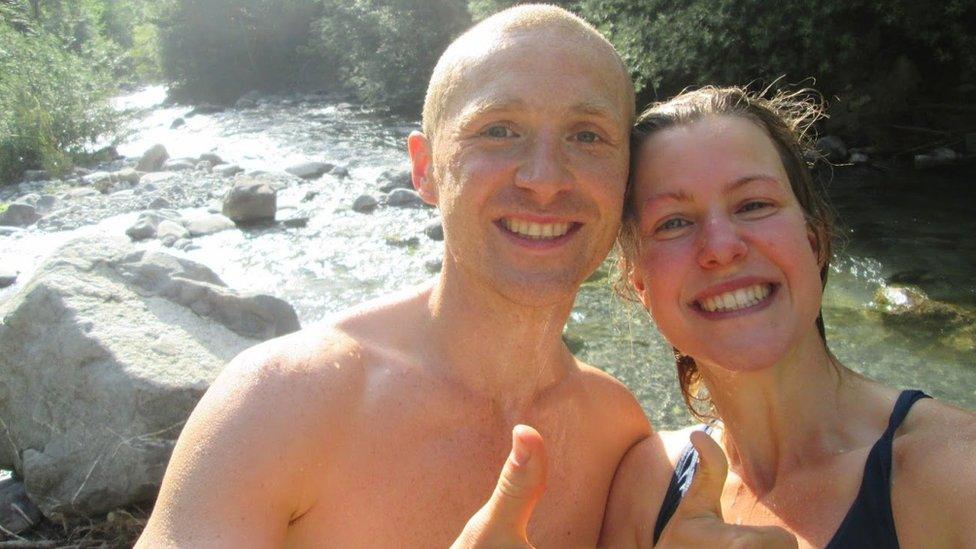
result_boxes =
[423,30,631,306]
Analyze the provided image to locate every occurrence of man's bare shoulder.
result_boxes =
[573,359,651,435]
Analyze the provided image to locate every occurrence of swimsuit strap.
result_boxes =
[826,389,931,549]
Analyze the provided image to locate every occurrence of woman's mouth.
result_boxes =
[695,283,775,313]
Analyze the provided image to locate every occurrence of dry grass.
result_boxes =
[0,505,149,549]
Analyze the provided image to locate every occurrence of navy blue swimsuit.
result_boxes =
[652,390,931,547]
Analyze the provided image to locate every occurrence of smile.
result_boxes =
[501,218,573,240]
[696,283,773,313]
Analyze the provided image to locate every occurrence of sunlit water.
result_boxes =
[4,86,975,430]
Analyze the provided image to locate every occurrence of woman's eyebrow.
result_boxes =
[725,174,781,192]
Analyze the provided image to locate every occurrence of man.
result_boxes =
[137,5,651,547]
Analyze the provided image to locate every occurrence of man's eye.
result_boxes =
[656,217,691,232]
[483,125,515,138]
[575,131,600,143]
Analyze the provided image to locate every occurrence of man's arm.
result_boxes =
[598,433,673,548]
[137,330,359,548]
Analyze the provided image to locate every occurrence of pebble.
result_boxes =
[352,194,378,213]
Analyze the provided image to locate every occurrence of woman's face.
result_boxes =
[628,115,824,373]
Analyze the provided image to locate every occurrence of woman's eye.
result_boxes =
[738,201,772,214]
[656,217,691,232]
[482,125,515,138]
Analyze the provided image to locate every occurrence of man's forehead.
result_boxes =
[455,93,626,128]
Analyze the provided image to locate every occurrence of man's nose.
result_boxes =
[696,216,747,269]
[514,136,572,202]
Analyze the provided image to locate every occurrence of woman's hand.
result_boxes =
[656,431,798,548]
[450,425,547,549]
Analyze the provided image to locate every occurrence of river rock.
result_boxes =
[424,219,444,241]
[157,220,190,247]
[330,165,350,178]
[21,169,49,182]
[286,161,333,180]
[170,117,185,129]
[235,90,262,109]
[0,268,17,288]
[377,168,412,192]
[386,188,426,208]
[222,179,277,223]
[183,212,235,236]
[0,236,300,520]
[162,158,196,171]
[424,257,443,273]
[66,187,99,198]
[914,147,958,170]
[136,144,169,172]
[199,153,223,166]
[0,203,41,227]
[0,477,42,534]
[352,194,378,213]
[125,211,164,241]
[213,163,244,177]
[816,135,848,163]
[82,171,112,186]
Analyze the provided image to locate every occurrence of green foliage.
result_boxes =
[468,0,577,21]
[0,15,118,183]
[157,0,325,103]
[576,0,976,116]
[314,0,470,111]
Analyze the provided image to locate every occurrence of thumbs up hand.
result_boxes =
[451,425,547,549]
[656,431,798,548]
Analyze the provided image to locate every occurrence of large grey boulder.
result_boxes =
[136,144,169,172]
[222,179,277,223]
[0,236,300,520]
[0,203,41,227]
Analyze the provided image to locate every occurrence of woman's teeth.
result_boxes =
[698,284,772,313]
[503,218,571,239]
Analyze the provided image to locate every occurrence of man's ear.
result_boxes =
[407,131,438,206]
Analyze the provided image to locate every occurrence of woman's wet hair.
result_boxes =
[616,85,835,420]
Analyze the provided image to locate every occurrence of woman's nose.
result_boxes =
[696,216,747,268]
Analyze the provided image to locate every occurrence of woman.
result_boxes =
[453,87,976,548]
[599,86,976,548]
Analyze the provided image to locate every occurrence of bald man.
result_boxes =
[137,5,650,547]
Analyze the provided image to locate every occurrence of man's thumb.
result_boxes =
[677,429,728,519]
[485,424,548,536]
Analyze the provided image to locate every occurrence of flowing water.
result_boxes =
[3,87,974,429]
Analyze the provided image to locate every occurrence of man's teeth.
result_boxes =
[698,284,772,313]
[503,218,571,239]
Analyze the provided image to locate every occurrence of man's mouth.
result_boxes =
[500,218,574,240]
[696,283,774,313]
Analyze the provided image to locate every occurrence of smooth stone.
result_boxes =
[849,152,869,164]
[352,194,378,213]
[222,179,277,223]
[157,220,190,245]
[377,167,412,192]
[386,188,427,208]
[0,268,17,288]
[147,197,172,210]
[125,213,160,241]
[285,161,333,180]
[385,234,420,247]
[330,165,349,178]
[199,153,223,165]
[424,257,443,273]
[67,188,99,198]
[187,103,224,116]
[82,171,112,186]
[0,477,41,534]
[0,203,40,227]
[424,219,444,241]
[213,163,244,177]
[183,212,235,236]
[816,135,848,163]
[162,159,196,171]
[170,117,185,129]
[136,144,169,172]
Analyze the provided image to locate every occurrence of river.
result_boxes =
[3,86,974,429]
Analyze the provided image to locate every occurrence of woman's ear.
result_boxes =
[407,131,438,206]
[807,224,826,268]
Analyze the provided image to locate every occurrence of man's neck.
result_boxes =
[422,266,578,412]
